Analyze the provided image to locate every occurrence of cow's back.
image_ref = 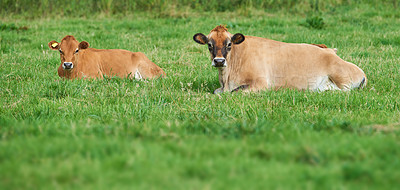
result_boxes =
[73,48,132,78]
[78,48,164,79]
[232,36,360,90]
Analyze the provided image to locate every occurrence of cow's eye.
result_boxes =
[227,42,232,48]
[207,43,212,49]
[59,49,63,54]
[74,48,79,54]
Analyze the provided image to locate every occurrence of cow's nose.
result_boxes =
[63,62,73,69]
[213,58,226,67]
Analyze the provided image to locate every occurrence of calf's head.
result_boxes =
[48,35,90,71]
[193,25,245,67]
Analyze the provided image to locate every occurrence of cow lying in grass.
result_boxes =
[48,35,165,79]
[193,25,366,93]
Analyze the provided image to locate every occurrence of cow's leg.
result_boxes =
[231,85,249,93]
[329,61,367,90]
[312,75,340,92]
[134,69,143,80]
[230,78,268,93]
[249,78,269,91]
[132,52,165,79]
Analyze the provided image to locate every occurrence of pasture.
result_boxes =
[1,3,400,189]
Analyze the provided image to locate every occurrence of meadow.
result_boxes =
[1,2,400,189]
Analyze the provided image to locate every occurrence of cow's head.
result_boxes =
[193,25,245,67]
[48,35,90,71]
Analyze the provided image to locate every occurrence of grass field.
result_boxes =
[1,3,400,190]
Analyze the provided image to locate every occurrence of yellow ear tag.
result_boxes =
[51,43,58,48]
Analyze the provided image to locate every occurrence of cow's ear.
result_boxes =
[231,33,245,45]
[48,40,59,50]
[78,41,89,49]
[193,33,208,45]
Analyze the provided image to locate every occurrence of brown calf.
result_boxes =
[48,35,165,79]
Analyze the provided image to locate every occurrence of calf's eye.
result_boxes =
[74,48,79,54]
[59,49,63,54]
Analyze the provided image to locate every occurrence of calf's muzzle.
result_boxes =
[63,62,73,70]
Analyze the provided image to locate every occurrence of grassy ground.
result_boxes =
[1,4,400,190]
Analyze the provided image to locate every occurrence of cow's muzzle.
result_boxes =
[212,58,226,67]
[63,62,73,70]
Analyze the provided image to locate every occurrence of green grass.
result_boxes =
[2,0,398,19]
[1,3,400,190]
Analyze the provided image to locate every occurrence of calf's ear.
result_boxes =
[193,33,208,45]
[78,41,90,49]
[48,40,59,50]
[231,33,245,45]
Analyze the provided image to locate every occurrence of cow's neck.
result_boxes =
[217,67,228,90]
[217,47,243,92]
[58,66,72,79]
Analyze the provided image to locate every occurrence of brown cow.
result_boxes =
[48,35,165,79]
[193,25,366,93]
